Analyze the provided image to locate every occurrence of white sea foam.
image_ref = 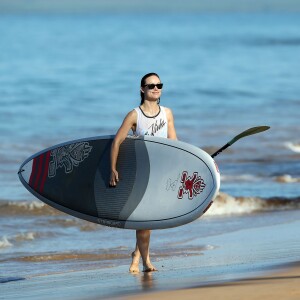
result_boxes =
[8,200,45,210]
[274,174,300,183]
[0,232,38,248]
[0,200,59,216]
[14,232,36,242]
[284,142,300,153]
[0,236,13,248]
[221,174,259,182]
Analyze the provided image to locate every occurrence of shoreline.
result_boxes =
[1,259,299,300]
[1,218,299,300]
[125,261,300,300]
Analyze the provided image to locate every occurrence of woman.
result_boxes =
[110,72,177,273]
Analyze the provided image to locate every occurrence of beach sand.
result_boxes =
[125,262,300,300]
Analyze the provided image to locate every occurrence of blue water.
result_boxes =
[0,13,299,280]
[1,13,299,200]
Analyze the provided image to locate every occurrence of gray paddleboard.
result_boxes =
[18,135,220,229]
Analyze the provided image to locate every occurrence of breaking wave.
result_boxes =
[0,232,45,249]
[206,192,300,216]
[0,200,61,216]
[274,175,300,183]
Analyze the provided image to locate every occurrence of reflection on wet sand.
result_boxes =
[131,270,156,291]
[140,272,155,291]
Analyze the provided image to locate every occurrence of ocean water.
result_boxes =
[0,13,299,281]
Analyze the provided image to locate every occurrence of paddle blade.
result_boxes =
[228,126,270,146]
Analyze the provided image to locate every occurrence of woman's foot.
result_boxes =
[143,262,158,272]
[129,251,140,273]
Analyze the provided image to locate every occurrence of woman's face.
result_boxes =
[141,75,162,102]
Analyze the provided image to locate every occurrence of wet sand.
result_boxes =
[2,260,298,300]
[126,262,300,300]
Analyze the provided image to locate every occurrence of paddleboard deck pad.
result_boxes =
[18,135,220,229]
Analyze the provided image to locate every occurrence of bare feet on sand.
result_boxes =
[129,252,140,273]
[129,252,158,273]
[143,262,158,273]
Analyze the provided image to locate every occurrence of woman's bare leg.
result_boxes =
[129,242,140,273]
[129,230,157,273]
[136,230,157,272]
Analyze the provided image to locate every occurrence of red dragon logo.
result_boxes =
[178,171,206,200]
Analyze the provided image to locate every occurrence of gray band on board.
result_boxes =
[94,138,150,222]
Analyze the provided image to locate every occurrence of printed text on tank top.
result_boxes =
[134,106,168,138]
[139,106,166,136]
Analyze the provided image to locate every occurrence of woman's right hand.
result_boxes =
[109,170,119,187]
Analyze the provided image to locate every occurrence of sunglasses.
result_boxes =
[143,83,163,90]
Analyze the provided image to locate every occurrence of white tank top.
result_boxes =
[134,106,168,138]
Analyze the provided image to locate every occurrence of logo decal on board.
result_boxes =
[178,171,206,200]
[48,142,93,178]
[166,174,180,191]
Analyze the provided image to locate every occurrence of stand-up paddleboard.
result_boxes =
[18,136,220,230]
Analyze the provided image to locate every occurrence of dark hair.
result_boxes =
[140,72,161,105]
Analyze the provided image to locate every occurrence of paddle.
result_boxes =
[211,126,270,158]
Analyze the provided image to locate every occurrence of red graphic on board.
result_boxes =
[177,171,206,200]
[29,151,51,194]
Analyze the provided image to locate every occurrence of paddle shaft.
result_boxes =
[211,126,270,158]
[211,143,230,158]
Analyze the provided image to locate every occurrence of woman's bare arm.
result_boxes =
[165,107,177,140]
[110,110,137,186]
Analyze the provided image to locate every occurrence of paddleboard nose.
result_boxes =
[18,160,33,184]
